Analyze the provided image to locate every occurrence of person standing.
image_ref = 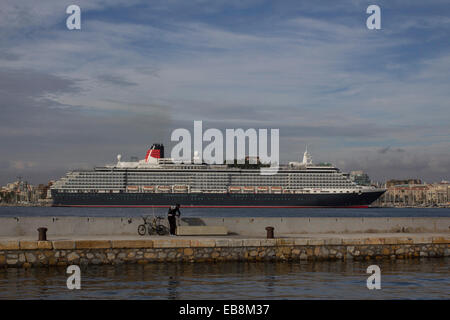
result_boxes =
[167,204,181,235]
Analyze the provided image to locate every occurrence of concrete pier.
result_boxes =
[0,217,448,268]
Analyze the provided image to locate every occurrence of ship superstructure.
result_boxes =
[51,144,385,207]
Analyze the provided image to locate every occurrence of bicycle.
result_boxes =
[137,216,169,236]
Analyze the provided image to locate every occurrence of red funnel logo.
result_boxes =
[145,148,161,161]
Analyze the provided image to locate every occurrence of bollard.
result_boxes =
[265,226,274,239]
[37,227,48,241]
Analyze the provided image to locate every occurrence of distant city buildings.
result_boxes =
[0,179,53,206]
[385,179,422,187]
[379,180,449,207]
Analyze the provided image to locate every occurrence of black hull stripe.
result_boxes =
[51,191,385,207]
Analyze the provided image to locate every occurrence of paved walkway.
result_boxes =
[1,232,448,242]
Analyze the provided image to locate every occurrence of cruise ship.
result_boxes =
[51,144,385,208]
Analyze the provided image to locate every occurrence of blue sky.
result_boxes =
[0,0,449,184]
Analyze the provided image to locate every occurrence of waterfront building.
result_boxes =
[380,180,449,207]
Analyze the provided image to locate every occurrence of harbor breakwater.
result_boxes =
[1,217,449,268]
[0,236,449,268]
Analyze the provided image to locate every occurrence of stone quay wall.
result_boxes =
[1,236,449,268]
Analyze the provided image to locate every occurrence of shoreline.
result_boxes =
[0,203,52,207]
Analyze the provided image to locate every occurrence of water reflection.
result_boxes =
[0,258,448,299]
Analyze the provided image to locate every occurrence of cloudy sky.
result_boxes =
[0,0,449,185]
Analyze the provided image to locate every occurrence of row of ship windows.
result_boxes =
[64,184,353,188]
[124,176,347,179]
[71,172,343,176]
[59,194,353,200]
[65,180,352,184]
[66,180,349,185]
[64,181,352,186]
[71,173,344,178]
[121,178,347,181]
[65,178,352,183]
[63,182,354,187]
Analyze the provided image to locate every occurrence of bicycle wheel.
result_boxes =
[137,224,147,236]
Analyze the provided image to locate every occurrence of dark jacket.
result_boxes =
[168,206,181,218]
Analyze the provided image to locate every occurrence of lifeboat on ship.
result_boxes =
[257,186,269,193]
[173,185,188,193]
[126,186,139,193]
[157,185,171,193]
[229,186,242,193]
[243,186,255,193]
[271,186,282,194]
[142,186,155,193]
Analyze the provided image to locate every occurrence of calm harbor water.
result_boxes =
[0,259,449,299]
[0,206,449,217]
